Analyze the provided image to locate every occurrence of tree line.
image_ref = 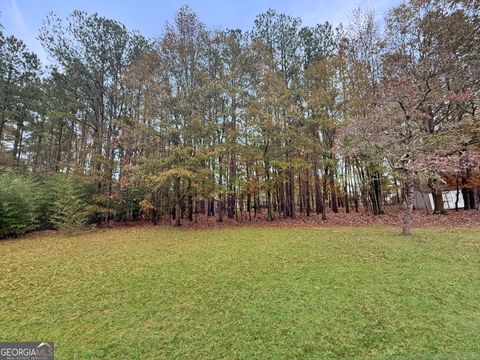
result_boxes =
[0,0,479,237]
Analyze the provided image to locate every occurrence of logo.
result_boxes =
[0,342,54,360]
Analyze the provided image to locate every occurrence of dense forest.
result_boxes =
[0,0,479,237]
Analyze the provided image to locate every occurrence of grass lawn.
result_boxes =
[0,226,479,359]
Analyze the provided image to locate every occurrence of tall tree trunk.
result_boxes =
[455,178,460,211]
[321,173,328,221]
[194,198,198,223]
[0,120,5,145]
[239,193,243,221]
[352,169,359,212]
[429,181,445,214]
[356,163,369,212]
[278,170,286,218]
[174,176,182,227]
[265,169,273,221]
[217,155,224,222]
[325,164,337,213]
[263,141,273,221]
[298,172,303,214]
[344,160,350,214]
[329,166,338,213]
[468,189,477,210]
[374,174,384,214]
[265,168,273,221]
[305,168,311,217]
[216,195,224,222]
[266,189,273,221]
[227,154,236,219]
[313,160,323,215]
[369,172,384,215]
[12,120,23,161]
[461,176,471,210]
[187,193,193,222]
[402,169,415,236]
[289,169,295,219]
[227,100,237,219]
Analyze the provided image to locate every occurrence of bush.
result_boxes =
[0,174,39,237]
[0,173,92,237]
[51,178,88,232]
[35,175,61,230]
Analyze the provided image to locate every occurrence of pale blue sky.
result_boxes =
[1,0,399,64]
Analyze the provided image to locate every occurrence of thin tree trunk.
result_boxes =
[402,169,415,236]
[216,196,224,222]
[329,166,338,213]
[344,160,349,214]
[174,176,182,227]
[369,172,384,215]
[305,168,311,217]
[289,169,295,219]
[227,154,236,219]
[321,172,327,221]
[455,178,460,211]
[298,172,303,214]
[313,161,323,215]
[266,168,273,221]
[187,193,193,222]
[217,155,224,222]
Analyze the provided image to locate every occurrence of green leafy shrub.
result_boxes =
[51,178,88,232]
[35,174,61,230]
[0,174,39,237]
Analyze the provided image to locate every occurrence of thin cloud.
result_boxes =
[9,0,49,65]
[11,0,28,32]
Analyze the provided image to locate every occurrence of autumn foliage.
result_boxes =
[0,1,479,237]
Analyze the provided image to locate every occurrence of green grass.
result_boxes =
[0,226,479,359]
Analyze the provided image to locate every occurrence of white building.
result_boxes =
[414,190,464,211]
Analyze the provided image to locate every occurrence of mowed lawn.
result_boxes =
[0,226,479,359]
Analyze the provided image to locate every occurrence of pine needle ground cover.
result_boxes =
[1,226,479,359]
